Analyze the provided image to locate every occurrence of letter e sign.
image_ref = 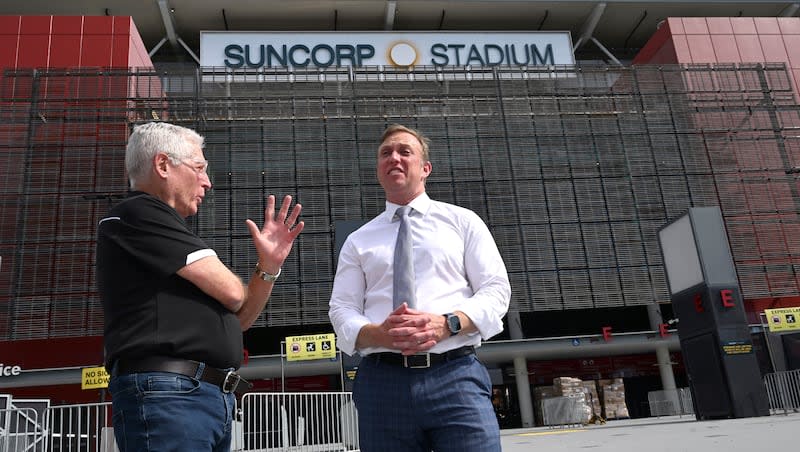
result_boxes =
[720,289,735,308]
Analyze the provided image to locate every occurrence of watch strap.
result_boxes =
[254,262,281,282]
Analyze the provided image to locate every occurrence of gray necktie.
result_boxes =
[393,206,416,309]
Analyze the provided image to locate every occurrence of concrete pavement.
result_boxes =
[500,412,800,451]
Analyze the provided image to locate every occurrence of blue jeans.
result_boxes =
[109,370,235,452]
[353,353,501,452]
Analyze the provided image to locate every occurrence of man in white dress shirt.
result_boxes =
[329,124,511,452]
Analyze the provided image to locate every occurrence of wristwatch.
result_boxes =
[443,313,462,336]
[254,262,281,282]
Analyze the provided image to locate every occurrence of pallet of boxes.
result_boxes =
[598,378,630,420]
[534,377,629,426]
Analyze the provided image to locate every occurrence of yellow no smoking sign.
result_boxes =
[81,366,110,390]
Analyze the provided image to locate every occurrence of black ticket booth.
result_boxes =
[658,207,769,419]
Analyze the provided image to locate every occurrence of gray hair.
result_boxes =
[125,122,204,188]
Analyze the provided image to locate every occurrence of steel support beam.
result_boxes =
[780,3,800,16]
[573,2,606,51]
[384,0,397,30]
[156,0,179,49]
[0,331,680,389]
[153,0,199,63]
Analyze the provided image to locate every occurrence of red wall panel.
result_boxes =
[682,17,709,35]
[19,15,51,35]
[82,15,113,35]
[779,17,800,34]
[707,17,733,35]
[0,35,17,67]
[710,35,739,63]
[51,16,82,35]
[17,34,49,68]
[0,15,153,70]
[634,16,800,96]
[735,34,765,61]
[113,16,131,36]
[686,34,715,63]
[761,34,790,64]
[0,15,20,35]
[49,35,81,68]
[112,35,131,68]
[731,17,757,34]
[754,17,781,34]
[80,35,113,67]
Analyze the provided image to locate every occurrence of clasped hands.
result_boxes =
[383,303,449,356]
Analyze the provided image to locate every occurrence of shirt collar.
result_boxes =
[385,192,431,220]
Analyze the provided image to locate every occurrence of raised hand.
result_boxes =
[246,195,304,272]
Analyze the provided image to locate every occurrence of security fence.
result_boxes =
[0,407,45,452]
[3,64,800,340]
[0,401,114,452]
[647,387,694,417]
[539,395,587,427]
[0,392,357,452]
[239,392,358,451]
[48,402,114,452]
[764,368,800,415]
[4,381,800,450]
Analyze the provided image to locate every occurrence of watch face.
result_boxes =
[447,314,461,333]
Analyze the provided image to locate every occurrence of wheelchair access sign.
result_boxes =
[766,307,800,333]
[285,333,336,361]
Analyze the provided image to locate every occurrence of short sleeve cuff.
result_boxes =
[186,248,217,265]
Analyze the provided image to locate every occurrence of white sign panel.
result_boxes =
[200,31,574,69]
[658,214,704,295]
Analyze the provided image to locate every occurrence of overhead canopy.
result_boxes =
[1,0,796,62]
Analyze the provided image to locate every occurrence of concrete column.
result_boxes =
[647,303,679,412]
[507,311,535,427]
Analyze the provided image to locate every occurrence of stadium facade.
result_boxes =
[1,1,800,425]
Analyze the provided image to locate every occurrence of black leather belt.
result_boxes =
[368,345,475,369]
[112,356,252,396]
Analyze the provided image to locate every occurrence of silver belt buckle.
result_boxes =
[403,353,431,369]
[222,370,241,393]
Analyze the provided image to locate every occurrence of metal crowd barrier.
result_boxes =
[0,392,360,452]
[764,369,800,415]
[0,407,44,452]
[647,388,694,417]
[2,392,360,452]
[47,402,115,452]
[540,395,586,427]
[238,392,358,452]
[0,402,115,452]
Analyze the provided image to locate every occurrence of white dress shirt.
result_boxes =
[329,192,511,356]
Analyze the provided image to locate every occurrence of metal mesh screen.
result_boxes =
[2,63,800,339]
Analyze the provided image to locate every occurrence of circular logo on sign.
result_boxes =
[387,41,418,67]
[291,342,301,353]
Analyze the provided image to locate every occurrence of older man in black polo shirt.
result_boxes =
[97,122,304,452]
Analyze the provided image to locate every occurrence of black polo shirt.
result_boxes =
[97,191,242,370]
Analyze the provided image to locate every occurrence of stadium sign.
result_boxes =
[200,31,574,69]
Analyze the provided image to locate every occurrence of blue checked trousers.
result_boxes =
[353,353,501,452]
